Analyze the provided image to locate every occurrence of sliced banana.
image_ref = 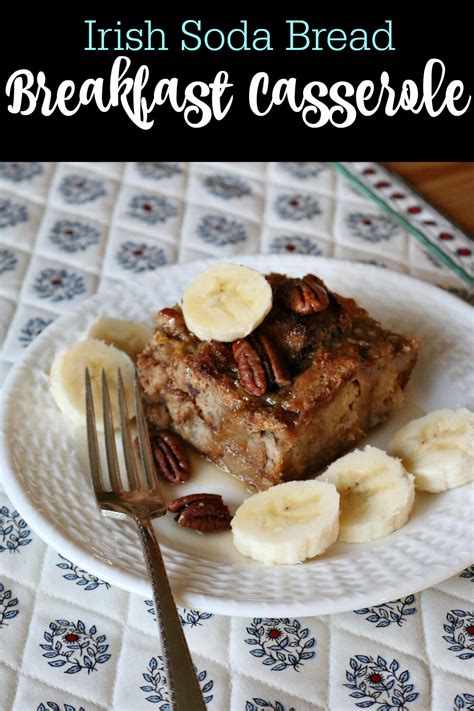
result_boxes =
[50,338,135,430]
[182,263,273,342]
[388,408,474,492]
[85,317,152,361]
[320,446,415,543]
[231,480,339,565]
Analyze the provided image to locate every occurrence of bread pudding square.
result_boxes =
[138,273,419,491]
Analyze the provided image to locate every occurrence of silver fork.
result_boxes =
[85,367,206,711]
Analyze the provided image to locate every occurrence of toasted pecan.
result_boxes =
[149,430,191,484]
[283,274,330,314]
[167,493,232,532]
[232,332,289,396]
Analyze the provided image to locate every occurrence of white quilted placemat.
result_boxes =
[0,162,473,711]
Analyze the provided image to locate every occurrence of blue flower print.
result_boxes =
[246,700,295,711]
[0,197,28,228]
[245,618,316,672]
[453,693,474,710]
[145,600,213,628]
[203,174,252,199]
[274,194,321,221]
[128,194,179,225]
[34,268,86,302]
[0,162,43,182]
[0,581,19,627]
[344,655,419,709]
[59,175,106,204]
[49,220,101,253]
[0,506,32,552]
[40,619,111,673]
[347,212,400,242]
[179,609,213,627]
[460,565,474,582]
[37,704,86,711]
[140,656,213,706]
[354,595,417,628]
[116,241,167,272]
[56,555,111,591]
[0,247,18,274]
[269,235,322,255]
[19,316,54,347]
[197,214,247,246]
[443,609,474,660]
[278,162,326,179]
[136,162,182,180]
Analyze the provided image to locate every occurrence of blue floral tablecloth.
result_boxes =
[0,162,473,711]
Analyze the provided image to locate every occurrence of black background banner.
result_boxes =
[0,6,472,159]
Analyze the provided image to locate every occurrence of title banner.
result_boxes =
[1,7,472,158]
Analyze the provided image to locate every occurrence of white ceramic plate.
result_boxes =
[2,256,473,616]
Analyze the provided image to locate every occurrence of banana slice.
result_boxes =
[50,338,135,430]
[231,480,339,565]
[182,263,273,342]
[85,317,152,361]
[320,446,415,543]
[388,408,474,492]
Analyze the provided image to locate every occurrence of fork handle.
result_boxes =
[135,516,206,711]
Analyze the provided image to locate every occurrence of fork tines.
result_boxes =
[85,367,105,499]
[85,368,159,498]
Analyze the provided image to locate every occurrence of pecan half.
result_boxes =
[252,332,290,388]
[168,493,232,532]
[232,338,267,396]
[232,332,290,396]
[149,430,191,484]
[283,274,330,314]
